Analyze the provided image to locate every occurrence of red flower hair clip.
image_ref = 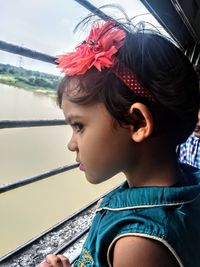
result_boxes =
[56,20,156,102]
[56,21,125,75]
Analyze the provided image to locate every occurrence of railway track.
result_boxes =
[0,201,97,267]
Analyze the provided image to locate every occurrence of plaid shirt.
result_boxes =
[178,133,200,169]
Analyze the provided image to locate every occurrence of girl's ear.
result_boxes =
[129,103,153,142]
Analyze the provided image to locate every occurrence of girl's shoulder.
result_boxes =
[112,235,179,267]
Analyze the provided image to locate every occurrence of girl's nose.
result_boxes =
[67,136,78,152]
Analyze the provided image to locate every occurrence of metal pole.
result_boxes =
[74,0,112,21]
[0,164,79,193]
[0,41,56,64]
[0,119,65,129]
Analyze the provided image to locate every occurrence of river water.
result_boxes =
[0,84,124,257]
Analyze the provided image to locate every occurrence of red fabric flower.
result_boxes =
[56,21,126,75]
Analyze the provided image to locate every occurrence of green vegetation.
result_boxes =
[0,64,61,97]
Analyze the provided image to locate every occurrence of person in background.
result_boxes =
[178,109,200,169]
[39,9,200,267]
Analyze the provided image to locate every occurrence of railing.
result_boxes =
[0,119,90,265]
[0,1,119,265]
[0,116,85,266]
[0,0,114,194]
[0,197,98,267]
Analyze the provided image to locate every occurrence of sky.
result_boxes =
[0,0,164,75]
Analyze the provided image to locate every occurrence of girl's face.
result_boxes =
[61,98,134,184]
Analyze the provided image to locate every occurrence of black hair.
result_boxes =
[57,17,199,145]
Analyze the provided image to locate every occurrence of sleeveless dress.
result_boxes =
[74,167,200,267]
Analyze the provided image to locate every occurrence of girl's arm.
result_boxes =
[112,236,180,267]
[38,254,71,267]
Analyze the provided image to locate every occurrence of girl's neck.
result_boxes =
[126,164,184,187]
[125,141,184,188]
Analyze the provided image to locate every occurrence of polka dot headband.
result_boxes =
[113,63,156,102]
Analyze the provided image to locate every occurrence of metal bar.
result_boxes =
[74,0,112,21]
[0,41,56,64]
[0,164,79,193]
[0,2,114,64]
[189,43,197,63]
[140,0,195,51]
[0,119,66,129]
[171,0,199,43]
[195,51,200,66]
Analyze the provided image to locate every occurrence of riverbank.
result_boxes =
[0,63,61,97]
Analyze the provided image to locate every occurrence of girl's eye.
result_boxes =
[71,122,84,132]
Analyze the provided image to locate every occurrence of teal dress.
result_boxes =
[74,167,200,267]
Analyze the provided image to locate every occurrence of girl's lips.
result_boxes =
[79,163,85,171]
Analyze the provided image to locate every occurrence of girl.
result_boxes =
[39,14,200,267]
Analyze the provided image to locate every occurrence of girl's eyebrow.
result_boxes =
[65,114,83,124]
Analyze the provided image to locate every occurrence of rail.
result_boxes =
[0,1,118,265]
[0,185,120,267]
[0,163,79,193]
[0,199,97,266]
[0,0,118,195]
[0,119,65,129]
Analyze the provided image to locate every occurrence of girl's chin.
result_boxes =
[85,172,111,184]
[85,175,100,184]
